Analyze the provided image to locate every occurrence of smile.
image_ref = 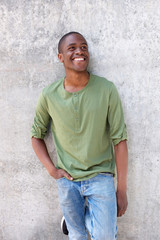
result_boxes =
[72,57,86,61]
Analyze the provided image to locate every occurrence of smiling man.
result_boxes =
[31,32,128,240]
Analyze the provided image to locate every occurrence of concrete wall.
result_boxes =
[0,0,160,239]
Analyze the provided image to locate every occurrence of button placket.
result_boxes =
[73,93,79,132]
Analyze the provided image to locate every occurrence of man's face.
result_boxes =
[58,34,89,73]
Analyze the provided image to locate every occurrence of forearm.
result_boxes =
[114,140,128,216]
[31,137,56,176]
[114,140,128,192]
[31,137,73,180]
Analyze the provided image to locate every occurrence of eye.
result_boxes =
[68,46,75,51]
[81,46,88,50]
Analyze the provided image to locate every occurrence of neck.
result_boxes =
[64,70,89,88]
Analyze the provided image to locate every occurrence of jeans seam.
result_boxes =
[89,203,94,239]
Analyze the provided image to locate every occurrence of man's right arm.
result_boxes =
[32,137,73,180]
[31,91,73,180]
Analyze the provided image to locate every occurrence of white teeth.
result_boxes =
[73,58,84,61]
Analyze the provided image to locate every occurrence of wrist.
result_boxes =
[117,183,127,192]
[47,165,57,177]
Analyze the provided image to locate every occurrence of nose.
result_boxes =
[75,47,83,54]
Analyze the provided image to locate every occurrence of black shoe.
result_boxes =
[61,216,69,235]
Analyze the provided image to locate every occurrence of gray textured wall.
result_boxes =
[0,0,160,239]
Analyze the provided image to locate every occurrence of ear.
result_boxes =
[58,53,64,63]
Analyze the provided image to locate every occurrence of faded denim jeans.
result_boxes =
[56,173,117,240]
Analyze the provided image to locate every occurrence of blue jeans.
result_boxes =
[56,173,117,240]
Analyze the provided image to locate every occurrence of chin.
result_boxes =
[74,66,88,72]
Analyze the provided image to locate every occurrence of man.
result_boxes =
[31,31,128,240]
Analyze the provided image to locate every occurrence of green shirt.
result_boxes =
[31,74,127,181]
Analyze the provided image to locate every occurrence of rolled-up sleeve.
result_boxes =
[108,83,127,145]
[31,90,50,139]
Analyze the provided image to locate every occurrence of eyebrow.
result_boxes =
[67,42,88,47]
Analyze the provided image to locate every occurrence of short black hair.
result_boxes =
[58,31,85,53]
